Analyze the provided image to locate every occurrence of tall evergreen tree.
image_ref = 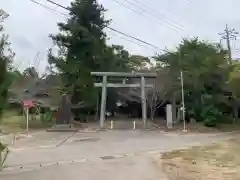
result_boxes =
[49,0,110,105]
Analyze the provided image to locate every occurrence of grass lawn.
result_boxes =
[161,137,240,180]
[0,111,53,134]
[153,118,240,134]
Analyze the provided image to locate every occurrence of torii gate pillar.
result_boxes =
[100,75,107,128]
[141,76,147,128]
[91,72,157,129]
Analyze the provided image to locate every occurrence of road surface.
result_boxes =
[0,130,235,180]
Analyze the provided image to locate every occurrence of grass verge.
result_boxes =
[161,137,240,180]
[0,111,53,134]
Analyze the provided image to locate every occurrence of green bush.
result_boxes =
[203,115,217,127]
[188,104,203,121]
[41,111,53,123]
[200,105,221,127]
[0,142,6,152]
[0,141,8,169]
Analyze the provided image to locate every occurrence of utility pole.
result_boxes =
[180,70,186,132]
[219,24,238,64]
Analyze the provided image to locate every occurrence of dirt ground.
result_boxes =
[161,137,240,180]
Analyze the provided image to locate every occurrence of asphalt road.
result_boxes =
[0,131,234,180]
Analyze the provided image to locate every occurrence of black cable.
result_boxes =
[29,0,68,16]
[30,0,169,54]
[112,0,182,33]
[107,27,167,53]
[122,0,184,30]
[45,0,70,11]
[108,31,156,51]
[149,0,197,22]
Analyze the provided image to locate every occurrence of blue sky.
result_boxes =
[1,0,240,74]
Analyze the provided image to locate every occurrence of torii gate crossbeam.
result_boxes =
[91,72,157,129]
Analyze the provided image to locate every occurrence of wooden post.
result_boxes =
[100,76,107,129]
[141,77,147,128]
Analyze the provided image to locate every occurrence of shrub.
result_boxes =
[188,104,203,121]
[201,105,221,127]
[0,142,6,152]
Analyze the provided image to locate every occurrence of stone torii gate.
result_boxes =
[91,72,157,129]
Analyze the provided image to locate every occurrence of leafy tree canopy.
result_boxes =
[154,38,230,125]
[48,0,151,106]
[0,9,14,116]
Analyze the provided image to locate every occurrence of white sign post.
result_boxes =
[180,70,187,132]
[26,108,29,132]
[23,100,34,133]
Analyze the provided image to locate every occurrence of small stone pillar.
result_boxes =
[166,104,173,129]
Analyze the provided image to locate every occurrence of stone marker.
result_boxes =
[166,104,173,129]
[56,94,72,125]
[48,94,77,132]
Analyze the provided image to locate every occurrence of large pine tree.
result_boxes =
[49,0,110,105]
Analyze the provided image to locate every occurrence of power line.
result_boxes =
[129,0,184,29]
[45,0,184,33]
[29,0,68,16]
[108,30,157,51]
[107,27,166,52]
[112,0,182,33]
[149,0,196,22]
[45,0,70,11]
[30,0,169,54]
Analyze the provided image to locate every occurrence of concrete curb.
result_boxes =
[9,145,56,152]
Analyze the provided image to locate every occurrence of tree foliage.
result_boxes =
[228,61,240,98]
[23,67,39,79]
[48,0,151,107]
[45,1,240,126]
[49,0,111,105]
[154,38,230,126]
[0,9,14,116]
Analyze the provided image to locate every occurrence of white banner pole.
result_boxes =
[26,108,29,132]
